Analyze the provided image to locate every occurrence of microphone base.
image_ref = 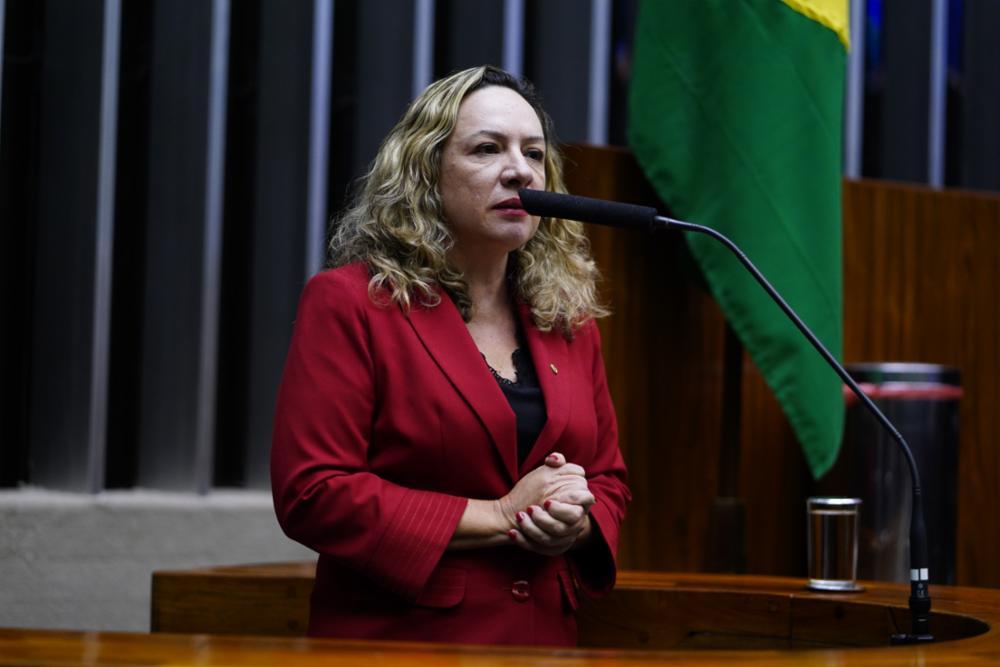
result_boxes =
[890,633,935,645]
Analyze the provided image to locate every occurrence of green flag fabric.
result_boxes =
[628,0,847,478]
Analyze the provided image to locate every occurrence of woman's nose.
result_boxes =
[502,152,534,188]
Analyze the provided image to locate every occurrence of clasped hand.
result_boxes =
[498,452,594,556]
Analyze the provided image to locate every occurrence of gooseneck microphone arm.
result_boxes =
[519,188,933,644]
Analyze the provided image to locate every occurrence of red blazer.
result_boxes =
[271,262,630,647]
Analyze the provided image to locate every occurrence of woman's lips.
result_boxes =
[494,207,528,216]
[493,198,528,216]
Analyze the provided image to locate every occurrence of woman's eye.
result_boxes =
[526,148,545,161]
[475,143,500,154]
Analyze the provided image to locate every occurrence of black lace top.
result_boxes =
[485,347,547,464]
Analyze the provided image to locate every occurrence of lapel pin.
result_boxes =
[549,363,558,375]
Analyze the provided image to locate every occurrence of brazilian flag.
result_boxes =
[629,0,849,477]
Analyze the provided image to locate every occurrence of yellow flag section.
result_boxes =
[782,0,850,49]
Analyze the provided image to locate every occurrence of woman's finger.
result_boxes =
[554,462,586,477]
[546,476,590,498]
[544,452,566,467]
[508,527,573,556]
[525,505,578,538]
[570,489,596,508]
[547,486,595,508]
[514,510,550,543]
[515,509,576,546]
[543,499,586,525]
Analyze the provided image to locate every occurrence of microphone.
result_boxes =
[518,189,660,232]
[521,189,935,645]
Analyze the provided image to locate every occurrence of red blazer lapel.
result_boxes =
[405,295,519,484]
[517,303,572,475]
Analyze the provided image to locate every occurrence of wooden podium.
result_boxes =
[4,562,1000,664]
[147,562,993,648]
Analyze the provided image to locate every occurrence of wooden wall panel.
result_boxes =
[737,180,1000,582]
[842,181,1000,587]
[738,365,811,577]
[562,145,729,571]
[563,145,1000,587]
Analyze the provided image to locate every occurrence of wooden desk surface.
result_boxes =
[4,568,1000,665]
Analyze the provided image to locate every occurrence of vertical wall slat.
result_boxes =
[502,0,524,76]
[306,0,333,278]
[927,0,948,187]
[0,0,6,126]
[587,0,611,144]
[87,0,122,490]
[196,0,230,490]
[29,0,113,491]
[412,0,435,98]
[844,0,866,178]
[138,0,229,492]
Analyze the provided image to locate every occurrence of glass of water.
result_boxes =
[807,497,863,592]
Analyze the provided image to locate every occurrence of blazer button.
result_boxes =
[511,580,531,602]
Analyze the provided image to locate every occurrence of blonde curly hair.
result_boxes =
[329,65,608,336]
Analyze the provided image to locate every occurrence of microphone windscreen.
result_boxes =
[519,189,658,231]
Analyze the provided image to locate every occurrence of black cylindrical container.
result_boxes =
[832,363,961,585]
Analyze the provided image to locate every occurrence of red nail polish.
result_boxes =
[516,512,523,523]
[543,500,551,510]
[508,530,517,540]
[526,506,534,516]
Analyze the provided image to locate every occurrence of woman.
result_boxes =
[271,65,630,647]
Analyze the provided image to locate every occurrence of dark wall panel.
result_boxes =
[0,0,44,486]
[243,0,322,488]
[434,0,504,76]
[28,0,110,491]
[105,0,153,489]
[214,0,260,488]
[879,0,933,183]
[960,0,1000,190]
[354,0,415,177]
[525,0,592,144]
[138,0,228,491]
